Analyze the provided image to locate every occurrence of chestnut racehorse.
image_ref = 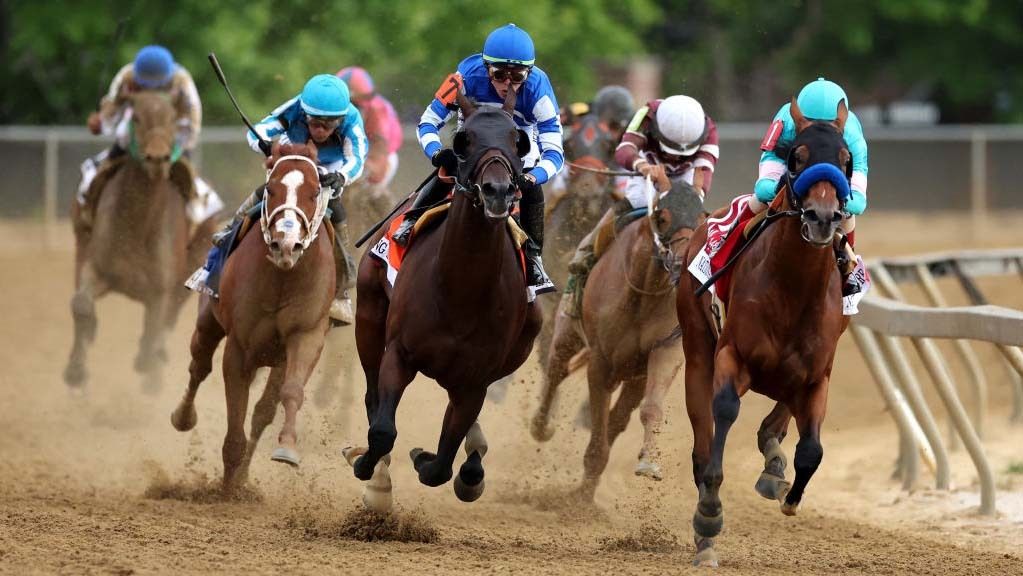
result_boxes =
[351,88,541,502]
[171,142,334,493]
[676,98,853,566]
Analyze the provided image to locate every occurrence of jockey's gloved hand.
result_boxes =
[319,171,346,195]
[431,148,459,175]
[516,172,540,195]
[257,139,272,157]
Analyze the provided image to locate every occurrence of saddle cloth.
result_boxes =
[369,200,528,292]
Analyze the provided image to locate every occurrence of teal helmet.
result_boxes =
[796,77,848,121]
[300,74,350,117]
[482,24,535,67]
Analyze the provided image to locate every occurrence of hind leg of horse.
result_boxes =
[780,378,829,516]
[411,386,487,488]
[135,293,172,393]
[355,261,389,424]
[452,421,488,502]
[238,365,284,484]
[578,357,614,501]
[637,342,683,481]
[531,309,585,441]
[171,297,224,432]
[221,340,256,493]
[353,345,414,481]
[64,262,107,388]
[754,401,793,502]
[272,328,327,467]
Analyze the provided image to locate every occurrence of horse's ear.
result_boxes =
[503,84,517,115]
[790,96,811,133]
[456,90,476,118]
[835,99,848,133]
[516,129,531,158]
[453,130,469,158]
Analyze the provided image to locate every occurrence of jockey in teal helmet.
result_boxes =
[751,77,869,253]
[407,23,564,297]
[193,74,368,325]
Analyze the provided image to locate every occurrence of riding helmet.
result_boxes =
[482,24,535,67]
[655,95,707,156]
[300,74,351,117]
[133,45,176,89]
[336,66,375,99]
[796,77,849,121]
[593,85,635,128]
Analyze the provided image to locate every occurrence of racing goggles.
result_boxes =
[305,114,344,130]
[489,66,530,84]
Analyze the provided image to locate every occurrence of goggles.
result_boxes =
[488,66,530,84]
[305,114,343,130]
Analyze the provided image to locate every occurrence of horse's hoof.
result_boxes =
[64,363,88,388]
[363,460,393,513]
[410,448,434,471]
[453,474,485,503]
[170,404,198,431]
[270,446,301,467]
[780,499,800,516]
[634,460,663,481]
[352,456,374,481]
[692,509,723,538]
[529,414,555,442]
[754,472,789,501]
[693,547,719,568]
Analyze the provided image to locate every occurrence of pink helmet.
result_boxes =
[336,66,375,99]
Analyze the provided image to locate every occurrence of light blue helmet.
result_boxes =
[133,45,176,89]
[796,77,848,121]
[300,74,350,117]
[482,24,535,67]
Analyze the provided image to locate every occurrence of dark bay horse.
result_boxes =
[171,142,334,493]
[65,91,212,392]
[676,98,853,567]
[351,89,541,503]
[532,177,704,499]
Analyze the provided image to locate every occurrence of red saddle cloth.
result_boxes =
[691,194,756,301]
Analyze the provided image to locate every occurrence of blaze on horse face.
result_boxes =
[787,97,852,247]
[452,88,529,220]
[263,143,322,270]
[130,92,177,181]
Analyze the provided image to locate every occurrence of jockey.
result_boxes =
[396,23,564,296]
[751,77,868,259]
[208,74,368,325]
[79,45,223,227]
[563,94,719,311]
[336,66,402,192]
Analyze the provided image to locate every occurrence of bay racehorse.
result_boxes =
[532,177,704,499]
[171,142,334,493]
[350,88,541,503]
[65,91,214,392]
[676,98,853,566]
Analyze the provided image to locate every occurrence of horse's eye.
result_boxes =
[793,146,809,170]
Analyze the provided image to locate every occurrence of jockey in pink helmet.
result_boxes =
[336,66,403,189]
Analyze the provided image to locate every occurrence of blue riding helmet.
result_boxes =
[300,74,350,117]
[482,24,535,67]
[133,45,176,89]
[796,78,849,121]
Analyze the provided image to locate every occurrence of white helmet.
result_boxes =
[654,95,706,156]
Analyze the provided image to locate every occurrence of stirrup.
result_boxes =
[527,255,556,296]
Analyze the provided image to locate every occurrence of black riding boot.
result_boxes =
[328,197,356,326]
[520,198,556,296]
[392,175,449,246]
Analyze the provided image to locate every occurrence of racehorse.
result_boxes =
[532,177,704,499]
[65,91,214,392]
[676,98,852,567]
[350,88,541,502]
[170,142,334,493]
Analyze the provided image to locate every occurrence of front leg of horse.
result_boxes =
[780,380,828,516]
[171,297,224,432]
[531,311,585,442]
[636,343,683,481]
[64,264,105,389]
[353,346,415,481]
[412,389,486,488]
[136,293,171,393]
[754,401,792,502]
[452,421,488,502]
[221,340,256,494]
[272,329,327,467]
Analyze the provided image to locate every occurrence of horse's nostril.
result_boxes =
[269,240,281,252]
[831,211,844,223]
[804,211,819,222]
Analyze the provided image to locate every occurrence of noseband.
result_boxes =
[457,151,518,207]
[260,154,330,249]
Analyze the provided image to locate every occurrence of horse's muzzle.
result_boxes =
[268,239,304,270]
[800,208,843,248]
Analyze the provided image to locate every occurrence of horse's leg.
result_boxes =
[353,345,414,481]
[637,342,683,480]
[780,377,829,516]
[354,263,389,424]
[171,297,225,431]
[578,356,614,501]
[272,328,327,467]
[221,339,256,494]
[64,261,107,389]
[411,386,487,488]
[531,309,585,441]
[451,420,489,502]
[607,376,645,445]
[239,364,284,483]
[135,292,172,393]
[166,217,217,330]
[754,401,793,501]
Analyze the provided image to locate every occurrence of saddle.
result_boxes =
[77,155,198,233]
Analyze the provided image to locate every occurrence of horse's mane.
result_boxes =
[273,142,319,164]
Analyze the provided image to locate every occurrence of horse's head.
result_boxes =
[128,91,180,180]
[260,142,327,270]
[785,97,853,247]
[451,88,530,221]
[564,114,617,222]
[649,178,706,283]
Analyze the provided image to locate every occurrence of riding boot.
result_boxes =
[78,144,127,230]
[392,175,448,246]
[519,199,556,296]
[329,219,356,326]
[212,186,261,247]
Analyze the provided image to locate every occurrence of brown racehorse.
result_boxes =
[350,88,541,502]
[65,91,213,393]
[170,142,334,493]
[676,98,853,567]
[532,177,704,499]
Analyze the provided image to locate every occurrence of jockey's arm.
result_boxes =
[364,134,389,184]
[614,106,650,171]
[246,112,286,154]
[417,96,456,161]
[172,68,202,151]
[335,111,368,187]
[95,64,134,135]
[754,105,795,203]
[691,117,721,197]
[522,77,564,186]
[844,111,869,215]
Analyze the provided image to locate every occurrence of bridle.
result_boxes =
[259,154,330,250]
[457,150,519,208]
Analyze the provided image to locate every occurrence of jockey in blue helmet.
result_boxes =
[751,77,869,258]
[197,74,368,325]
[400,23,564,297]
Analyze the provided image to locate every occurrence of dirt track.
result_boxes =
[1,215,1022,575]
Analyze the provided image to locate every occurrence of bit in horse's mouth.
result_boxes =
[484,207,510,219]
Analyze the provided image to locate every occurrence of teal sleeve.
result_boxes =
[843,111,868,177]
[846,190,867,215]
[755,178,779,202]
